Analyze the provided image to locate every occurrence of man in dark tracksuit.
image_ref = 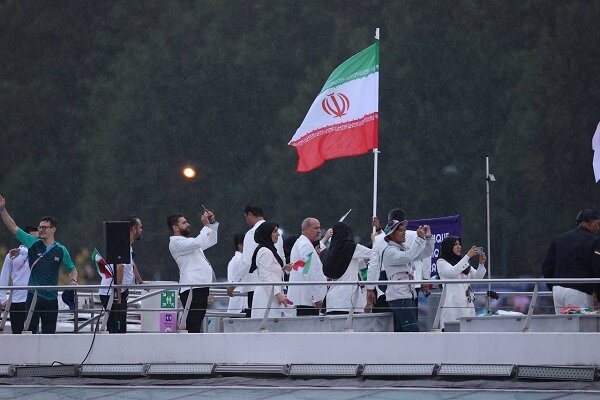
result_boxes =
[542,209,600,314]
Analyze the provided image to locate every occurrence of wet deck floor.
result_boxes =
[1,386,600,400]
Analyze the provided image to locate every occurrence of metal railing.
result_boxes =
[0,277,597,334]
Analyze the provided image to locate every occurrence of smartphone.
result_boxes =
[201,204,215,223]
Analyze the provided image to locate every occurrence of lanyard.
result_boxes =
[30,243,57,270]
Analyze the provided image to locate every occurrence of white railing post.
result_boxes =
[259,286,276,332]
[432,284,447,330]
[344,286,361,332]
[0,290,13,332]
[522,283,539,332]
[178,288,193,332]
[23,291,37,333]
[100,288,115,333]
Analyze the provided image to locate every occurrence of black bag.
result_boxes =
[378,270,388,292]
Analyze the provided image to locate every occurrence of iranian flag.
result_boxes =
[92,248,113,280]
[289,40,379,172]
[291,252,313,275]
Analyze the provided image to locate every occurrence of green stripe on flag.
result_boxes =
[302,252,313,275]
[320,40,379,93]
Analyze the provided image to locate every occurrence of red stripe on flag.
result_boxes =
[290,113,378,173]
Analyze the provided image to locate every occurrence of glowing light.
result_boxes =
[182,167,196,179]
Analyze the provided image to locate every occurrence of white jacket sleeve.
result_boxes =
[275,236,286,264]
[366,244,381,290]
[417,237,435,260]
[469,264,487,279]
[420,257,432,280]
[169,223,219,255]
[227,255,241,283]
[0,254,12,303]
[437,256,471,278]
[353,243,373,261]
[382,239,427,274]
[237,229,256,283]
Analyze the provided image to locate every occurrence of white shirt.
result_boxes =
[288,234,327,306]
[0,246,31,304]
[98,247,135,295]
[227,251,248,313]
[169,222,218,293]
[236,220,285,293]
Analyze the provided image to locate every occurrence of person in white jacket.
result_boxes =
[226,233,248,314]
[323,222,371,314]
[437,235,487,330]
[0,226,38,334]
[381,219,434,332]
[288,218,328,316]
[250,221,291,318]
[367,208,433,313]
[168,209,218,333]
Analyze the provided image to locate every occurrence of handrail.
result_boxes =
[1,276,598,292]
[0,277,595,334]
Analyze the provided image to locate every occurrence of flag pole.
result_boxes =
[485,156,496,314]
[372,28,380,227]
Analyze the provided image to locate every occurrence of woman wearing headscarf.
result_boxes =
[250,221,292,318]
[323,222,372,314]
[437,235,487,330]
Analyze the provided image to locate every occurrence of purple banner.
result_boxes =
[407,215,462,277]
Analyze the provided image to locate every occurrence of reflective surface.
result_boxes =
[0,387,599,400]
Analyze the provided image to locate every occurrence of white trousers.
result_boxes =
[552,286,593,314]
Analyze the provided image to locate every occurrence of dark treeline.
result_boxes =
[1,1,599,282]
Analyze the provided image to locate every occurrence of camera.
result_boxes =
[475,247,484,255]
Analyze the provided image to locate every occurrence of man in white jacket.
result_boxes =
[168,209,218,333]
[226,233,247,314]
[288,218,328,316]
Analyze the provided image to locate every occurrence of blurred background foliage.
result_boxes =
[1,0,599,282]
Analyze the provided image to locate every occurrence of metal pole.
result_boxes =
[486,156,492,314]
[372,148,379,224]
[0,290,13,332]
[259,286,276,332]
[178,288,193,332]
[372,28,380,226]
[23,291,37,333]
[344,286,360,332]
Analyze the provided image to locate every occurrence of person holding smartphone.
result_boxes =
[380,220,435,332]
[437,236,487,330]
